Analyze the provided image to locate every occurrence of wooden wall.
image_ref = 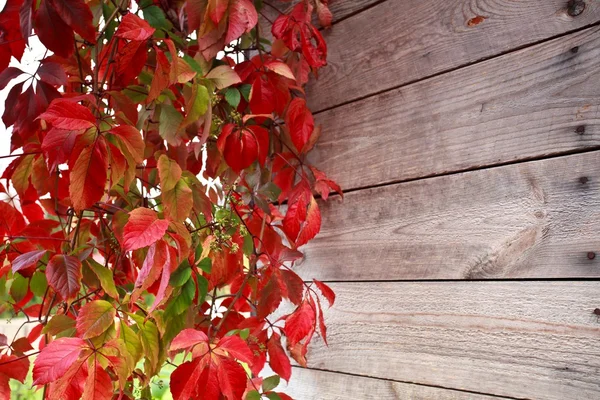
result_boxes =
[271,0,600,398]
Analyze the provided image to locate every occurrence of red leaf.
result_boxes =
[0,353,29,383]
[19,0,33,45]
[313,279,335,307]
[38,62,68,86]
[147,49,171,103]
[285,98,314,153]
[32,337,86,385]
[48,0,96,43]
[256,277,282,319]
[115,13,155,41]
[315,0,333,27]
[170,328,208,352]
[34,0,74,58]
[217,124,269,173]
[11,249,46,274]
[110,125,145,163]
[216,357,246,400]
[42,128,80,171]
[267,332,291,381]
[217,335,254,364]
[69,138,108,211]
[45,254,82,302]
[39,99,96,130]
[0,202,25,238]
[283,300,315,347]
[0,67,23,90]
[122,208,169,251]
[225,0,258,44]
[207,0,229,25]
[169,359,204,400]
[132,240,168,301]
[75,300,116,339]
[81,364,113,400]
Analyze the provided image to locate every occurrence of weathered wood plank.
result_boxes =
[309,26,600,191]
[297,151,600,281]
[306,0,600,112]
[304,281,600,400]
[278,367,508,399]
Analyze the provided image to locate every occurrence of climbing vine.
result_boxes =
[0,0,340,398]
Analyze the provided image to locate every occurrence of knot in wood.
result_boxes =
[587,251,596,260]
[567,0,586,17]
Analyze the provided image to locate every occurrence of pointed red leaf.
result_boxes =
[285,98,314,153]
[81,364,113,400]
[225,0,258,44]
[170,329,209,352]
[69,139,108,211]
[216,357,247,400]
[48,0,96,43]
[45,254,82,302]
[32,337,86,385]
[122,208,169,251]
[267,333,291,381]
[283,300,315,347]
[217,335,253,364]
[115,13,155,41]
[313,279,335,307]
[39,99,96,130]
[12,249,46,274]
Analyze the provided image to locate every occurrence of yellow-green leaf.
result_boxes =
[85,259,119,299]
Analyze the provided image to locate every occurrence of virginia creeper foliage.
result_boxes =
[0,0,341,398]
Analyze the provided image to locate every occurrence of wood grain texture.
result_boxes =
[306,0,600,112]
[303,281,600,400]
[277,367,507,400]
[309,26,600,191]
[297,151,600,281]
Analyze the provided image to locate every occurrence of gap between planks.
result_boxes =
[312,19,600,116]
[290,366,522,400]
[326,145,600,198]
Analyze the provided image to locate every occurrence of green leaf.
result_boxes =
[246,391,261,400]
[30,271,48,297]
[224,87,241,108]
[182,54,204,74]
[85,259,119,299]
[43,315,76,335]
[159,104,184,145]
[9,274,28,303]
[169,261,192,287]
[182,83,209,127]
[197,275,208,304]
[120,322,143,369]
[197,257,211,273]
[129,313,161,372]
[266,393,282,400]
[143,6,170,30]
[258,182,282,202]
[239,328,250,340]
[262,375,280,392]
[239,84,251,102]
[165,276,195,316]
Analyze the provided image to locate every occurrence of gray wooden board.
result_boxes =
[276,367,508,399]
[296,151,600,281]
[309,25,600,191]
[302,281,600,400]
[305,0,600,112]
